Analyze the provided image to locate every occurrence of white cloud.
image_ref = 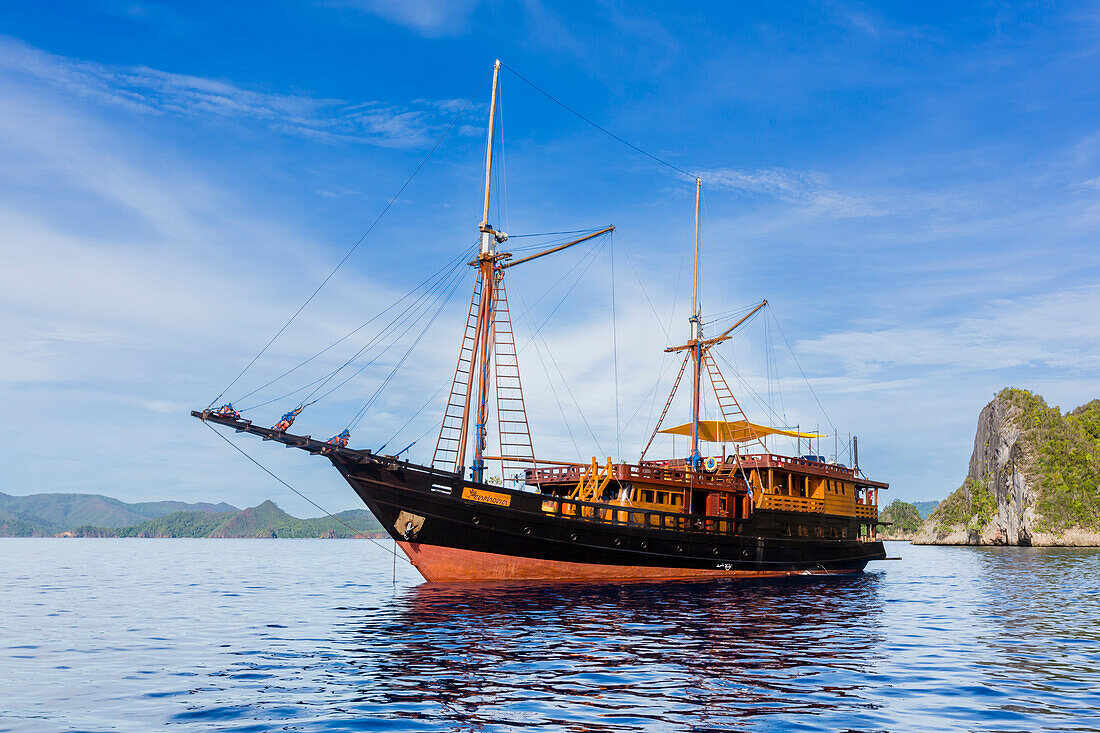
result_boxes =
[703,167,879,218]
[798,285,1100,374]
[331,0,481,37]
[0,35,464,149]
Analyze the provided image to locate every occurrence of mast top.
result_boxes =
[479,60,503,256]
[691,177,701,340]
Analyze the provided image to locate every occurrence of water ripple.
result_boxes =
[2,539,1099,732]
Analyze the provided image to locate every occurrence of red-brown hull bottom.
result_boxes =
[398,542,862,583]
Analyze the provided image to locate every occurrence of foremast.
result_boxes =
[441,60,511,484]
[432,61,612,482]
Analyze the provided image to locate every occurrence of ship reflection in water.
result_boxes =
[5,541,1100,731]
[338,575,887,730]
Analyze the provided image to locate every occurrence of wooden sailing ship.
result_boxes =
[194,61,888,581]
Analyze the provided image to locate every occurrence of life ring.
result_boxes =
[703,456,719,473]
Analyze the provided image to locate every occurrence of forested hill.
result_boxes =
[0,493,382,538]
[0,491,238,534]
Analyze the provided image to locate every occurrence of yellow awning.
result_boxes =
[658,419,825,443]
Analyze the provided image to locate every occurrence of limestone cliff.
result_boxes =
[913,389,1100,546]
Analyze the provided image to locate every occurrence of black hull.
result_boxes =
[190,411,885,582]
[329,453,886,582]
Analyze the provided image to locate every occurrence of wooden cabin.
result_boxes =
[526,451,885,538]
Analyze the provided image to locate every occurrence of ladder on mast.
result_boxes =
[702,350,756,436]
[491,275,537,483]
[432,272,483,473]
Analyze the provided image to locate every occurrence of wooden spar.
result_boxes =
[501,226,614,269]
[690,177,702,472]
[480,455,588,466]
[480,60,501,233]
[665,299,768,353]
[692,177,700,321]
[710,300,767,343]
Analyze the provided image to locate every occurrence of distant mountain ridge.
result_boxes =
[912,501,939,519]
[0,491,238,531]
[0,492,382,538]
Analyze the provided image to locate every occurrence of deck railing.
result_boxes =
[759,495,825,513]
[853,503,878,519]
[528,462,741,490]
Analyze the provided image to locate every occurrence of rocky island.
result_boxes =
[913,388,1100,546]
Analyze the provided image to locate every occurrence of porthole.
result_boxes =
[471,516,480,525]
[570,533,578,541]
[640,541,648,549]
[676,545,684,553]
[523,526,532,535]
[613,537,622,546]
[712,547,719,555]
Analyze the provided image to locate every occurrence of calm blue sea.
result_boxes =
[2,539,1098,732]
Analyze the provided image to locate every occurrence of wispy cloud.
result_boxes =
[329,0,481,37]
[703,167,879,218]
[0,35,466,148]
[798,285,1100,374]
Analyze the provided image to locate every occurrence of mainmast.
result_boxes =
[689,177,702,470]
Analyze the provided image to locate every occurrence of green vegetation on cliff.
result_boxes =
[933,477,997,533]
[929,388,1100,535]
[1003,391,1100,532]
[880,500,923,535]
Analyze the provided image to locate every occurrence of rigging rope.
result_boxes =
[208,68,493,408]
[509,228,606,238]
[510,242,610,456]
[204,423,406,562]
[236,244,477,405]
[299,251,473,407]
[500,63,696,181]
[767,308,840,438]
[239,248,472,412]
[378,380,449,453]
[620,241,673,344]
[344,266,472,432]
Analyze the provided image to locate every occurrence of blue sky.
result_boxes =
[1,1,1098,514]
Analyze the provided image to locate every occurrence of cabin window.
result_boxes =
[798,525,809,537]
[830,527,838,538]
[841,527,848,538]
[782,523,792,536]
[640,489,655,503]
[814,526,824,538]
[671,493,683,507]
